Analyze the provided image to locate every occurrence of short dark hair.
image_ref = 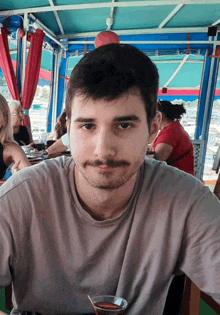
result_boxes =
[66,44,159,127]
[158,100,186,121]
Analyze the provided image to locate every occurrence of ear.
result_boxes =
[149,111,162,145]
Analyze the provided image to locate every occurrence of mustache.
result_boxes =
[85,159,130,167]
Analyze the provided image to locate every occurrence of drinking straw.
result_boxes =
[87,295,99,315]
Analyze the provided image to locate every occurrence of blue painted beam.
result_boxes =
[195,44,220,180]
[56,51,68,119]
[47,51,56,133]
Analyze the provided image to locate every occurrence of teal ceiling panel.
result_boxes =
[41,50,53,71]
[156,62,203,88]
[55,0,110,4]
[156,63,179,88]
[1,1,220,38]
[168,63,203,88]
[113,6,175,30]
[166,4,220,28]
[58,8,110,33]
[67,56,82,76]
[0,0,48,10]
[35,12,61,34]
[152,55,203,62]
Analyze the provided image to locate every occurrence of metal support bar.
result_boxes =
[21,12,28,94]
[29,13,65,49]
[51,49,60,131]
[56,52,68,119]
[29,13,56,37]
[48,0,64,35]
[58,27,211,39]
[195,34,220,179]
[106,0,116,30]
[47,50,56,133]
[159,4,184,29]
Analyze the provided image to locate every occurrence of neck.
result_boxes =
[74,167,138,221]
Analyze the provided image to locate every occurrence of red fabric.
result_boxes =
[22,29,45,127]
[152,121,194,175]
[0,27,21,101]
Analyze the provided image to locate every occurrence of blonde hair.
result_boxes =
[0,94,14,144]
[8,99,22,113]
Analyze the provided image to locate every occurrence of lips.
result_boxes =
[98,166,113,170]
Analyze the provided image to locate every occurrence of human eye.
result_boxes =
[81,123,94,130]
[117,122,133,130]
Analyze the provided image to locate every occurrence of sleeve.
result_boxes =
[153,126,178,149]
[0,207,13,289]
[61,133,70,149]
[180,189,220,304]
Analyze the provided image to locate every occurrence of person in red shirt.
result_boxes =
[152,100,194,175]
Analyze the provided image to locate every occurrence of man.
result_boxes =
[0,44,220,315]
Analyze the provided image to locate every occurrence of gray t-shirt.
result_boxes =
[0,156,220,315]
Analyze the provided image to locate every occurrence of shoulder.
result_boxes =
[154,122,180,147]
[3,142,20,155]
[142,158,210,206]
[0,156,74,198]
[4,141,25,155]
[140,160,220,235]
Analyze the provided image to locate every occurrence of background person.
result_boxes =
[0,94,30,179]
[48,109,67,141]
[46,118,70,158]
[151,100,194,175]
[0,44,220,315]
[8,99,33,146]
[46,110,69,158]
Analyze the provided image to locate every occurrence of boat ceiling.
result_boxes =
[1,1,220,90]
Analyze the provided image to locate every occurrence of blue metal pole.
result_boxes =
[17,38,22,95]
[195,39,220,180]
[56,50,68,119]
[47,49,56,133]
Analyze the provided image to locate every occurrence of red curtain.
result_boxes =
[22,29,45,127]
[0,27,21,101]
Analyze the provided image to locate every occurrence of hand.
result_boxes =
[0,311,8,315]
[11,161,21,174]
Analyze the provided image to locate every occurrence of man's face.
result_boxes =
[69,91,153,190]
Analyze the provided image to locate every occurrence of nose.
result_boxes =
[93,128,116,159]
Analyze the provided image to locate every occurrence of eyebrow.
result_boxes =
[113,115,141,122]
[74,115,141,123]
[74,117,95,123]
